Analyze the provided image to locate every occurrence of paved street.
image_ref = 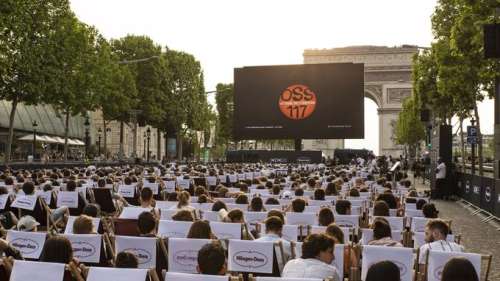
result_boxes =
[413,178,499,280]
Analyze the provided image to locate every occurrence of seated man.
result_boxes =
[137,211,157,237]
[255,216,291,258]
[419,219,463,271]
[197,242,226,275]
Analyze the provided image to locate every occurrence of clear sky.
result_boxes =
[70,0,494,154]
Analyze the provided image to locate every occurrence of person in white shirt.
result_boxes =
[419,219,464,271]
[282,233,340,281]
[435,158,447,199]
[255,216,291,259]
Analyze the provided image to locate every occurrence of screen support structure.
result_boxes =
[295,139,302,151]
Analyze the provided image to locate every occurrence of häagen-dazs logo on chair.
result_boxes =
[233,250,268,268]
[174,250,198,266]
[391,260,408,276]
[124,248,152,265]
[71,241,96,258]
[10,238,39,254]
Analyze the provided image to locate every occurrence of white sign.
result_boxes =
[10,260,65,281]
[155,201,177,209]
[211,222,242,240]
[0,194,9,210]
[7,230,46,259]
[119,207,152,219]
[118,185,136,198]
[56,191,79,208]
[168,238,211,273]
[64,234,102,263]
[158,220,192,238]
[362,245,414,281]
[285,212,317,226]
[206,176,217,186]
[35,190,52,205]
[177,179,191,189]
[218,175,227,183]
[11,195,37,211]
[228,240,274,274]
[87,267,148,281]
[143,182,159,195]
[115,236,157,269]
[426,251,481,281]
[164,181,176,193]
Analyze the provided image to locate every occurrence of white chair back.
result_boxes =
[158,220,193,238]
[6,230,46,259]
[64,233,102,263]
[426,250,481,281]
[114,236,157,269]
[361,245,414,281]
[334,214,359,228]
[87,267,148,281]
[167,238,212,273]
[165,272,228,281]
[210,221,242,240]
[285,212,318,226]
[228,240,274,274]
[10,260,65,281]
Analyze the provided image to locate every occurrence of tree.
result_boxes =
[215,83,234,148]
[44,15,102,161]
[0,0,73,163]
[395,96,426,159]
[161,49,207,160]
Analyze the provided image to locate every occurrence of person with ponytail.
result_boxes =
[170,191,196,213]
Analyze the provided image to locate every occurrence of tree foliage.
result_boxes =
[395,96,426,147]
[215,83,234,146]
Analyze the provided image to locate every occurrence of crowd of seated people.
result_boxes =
[0,159,487,281]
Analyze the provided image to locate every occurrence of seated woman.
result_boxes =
[39,236,85,281]
[187,220,216,239]
[368,217,402,247]
[325,223,358,276]
[282,233,340,281]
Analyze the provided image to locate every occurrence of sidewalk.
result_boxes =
[412,176,499,280]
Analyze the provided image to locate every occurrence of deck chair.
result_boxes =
[285,212,318,226]
[228,240,282,277]
[211,221,243,240]
[114,236,158,269]
[359,228,403,245]
[6,230,47,260]
[112,218,140,236]
[360,245,415,281]
[9,260,66,281]
[157,220,192,238]
[86,267,151,281]
[164,272,236,281]
[370,216,405,231]
[166,238,212,274]
[91,188,117,214]
[424,250,492,281]
[249,277,322,281]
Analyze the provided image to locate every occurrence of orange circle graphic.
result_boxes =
[278,84,317,120]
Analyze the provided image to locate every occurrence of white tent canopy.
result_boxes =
[18,134,84,146]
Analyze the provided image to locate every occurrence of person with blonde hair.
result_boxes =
[171,191,195,213]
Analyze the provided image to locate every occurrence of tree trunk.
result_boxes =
[103,119,107,160]
[157,128,161,161]
[119,121,124,160]
[5,97,18,164]
[63,110,70,162]
[459,117,466,173]
[473,104,483,176]
[177,133,183,161]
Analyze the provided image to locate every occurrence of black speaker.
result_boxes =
[420,109,430,122]
[484,24,500,59]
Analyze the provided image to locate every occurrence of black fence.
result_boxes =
[455,172,500,217]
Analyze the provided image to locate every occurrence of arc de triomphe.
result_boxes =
[303,45,418,157]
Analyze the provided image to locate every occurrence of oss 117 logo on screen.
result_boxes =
[278,84,317,120]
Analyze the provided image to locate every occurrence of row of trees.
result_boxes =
[0,0,211,163]
[396,0,499,173]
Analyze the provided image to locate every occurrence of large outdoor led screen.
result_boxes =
[233,63,364,140]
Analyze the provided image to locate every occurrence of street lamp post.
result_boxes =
[84,116,90,158]
[97,128,102,157]
[32,121,38,161]
[105,127,111,159]
[471,118,476,175]
[146,127,151,162]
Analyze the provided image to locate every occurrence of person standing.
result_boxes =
[435,158,447,199]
